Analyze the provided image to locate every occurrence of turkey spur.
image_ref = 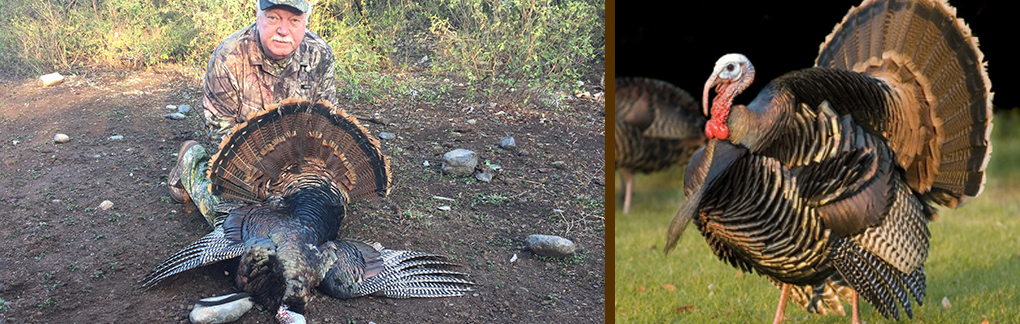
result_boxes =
[665,0,992,323]
[141,98,473,323]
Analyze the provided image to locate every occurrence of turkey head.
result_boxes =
[702,53,755,140]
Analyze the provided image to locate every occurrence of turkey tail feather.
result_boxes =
[208,98,391,204]
[816,0,992,208]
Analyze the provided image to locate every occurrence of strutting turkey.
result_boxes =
[141,98,473,323]
[615,77,707,214]
[664,0,992,323]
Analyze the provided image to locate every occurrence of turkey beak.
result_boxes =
[703,74,721,117]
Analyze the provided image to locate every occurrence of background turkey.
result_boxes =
[665,0,992,323]
[141,98,473,323]
[614,77,706,214]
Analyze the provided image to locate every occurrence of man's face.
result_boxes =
[256,6,308,60]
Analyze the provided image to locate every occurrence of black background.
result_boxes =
[616,0,1017,111]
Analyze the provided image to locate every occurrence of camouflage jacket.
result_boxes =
[202,23,337,143]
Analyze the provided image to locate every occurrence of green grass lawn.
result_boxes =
[614,111,1020,323]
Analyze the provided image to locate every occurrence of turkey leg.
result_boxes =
[620,169,635,214]
[772,283,790,324]
[851,290,861,324]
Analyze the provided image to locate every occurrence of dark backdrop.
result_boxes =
[616,0,1017,111]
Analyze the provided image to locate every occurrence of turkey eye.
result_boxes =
[726,64,736,72]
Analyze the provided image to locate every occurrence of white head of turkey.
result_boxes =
[702,53,754,140]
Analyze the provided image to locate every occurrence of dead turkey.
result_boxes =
[665,0,992,323]
[142,98,473,323]
[615,77,706,214]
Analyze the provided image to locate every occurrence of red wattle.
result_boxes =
[705,119,729,140]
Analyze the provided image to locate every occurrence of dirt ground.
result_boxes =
[0,67,605,323]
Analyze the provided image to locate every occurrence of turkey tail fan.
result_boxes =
[208,98,391,204]
[815,0,993,208]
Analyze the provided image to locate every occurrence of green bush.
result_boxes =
[421,0,604,92]
[0,0,604,103]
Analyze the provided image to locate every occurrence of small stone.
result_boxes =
[489,164,502,171]
[98,200,114,210]
[53,133,70,143]
[164,113,186,120]
[177,105,192,114]
[165,105,177,110]
[509,253,518,263]
[942,296,951,309]
[12,140,19,145]
[475,172,493,182]
[466,119,476,124]
[39,72,64,87]
[437,206,451,211]
[379,132,396,140]
[499,136,516,150]
[423,160,430,167]
[441,149,478,176]
[108,135,124,141]
[525,234,576,258]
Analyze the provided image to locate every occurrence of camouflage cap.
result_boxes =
[259,0,310,13]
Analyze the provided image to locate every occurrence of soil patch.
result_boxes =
[0,68,605,323]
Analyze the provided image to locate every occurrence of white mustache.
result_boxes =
[270,35,294,44]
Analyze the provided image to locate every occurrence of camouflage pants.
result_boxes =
[178,143,225,227]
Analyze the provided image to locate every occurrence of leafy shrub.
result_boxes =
[0,0,604,103]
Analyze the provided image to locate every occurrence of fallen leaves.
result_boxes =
[674,305,695,313]
[662,284,676,292]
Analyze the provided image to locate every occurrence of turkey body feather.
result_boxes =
[667,0,991,322]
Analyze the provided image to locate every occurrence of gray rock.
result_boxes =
[379,132,396,140]
[53,133,70,143]
[178,105,192,114]
[108,135,124,141]
[499,136,516,149]
[165,105,177,110]
[165,113,186,120]
[475,172,493,182]
[526,234,576,258]
[442,149,478,175]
